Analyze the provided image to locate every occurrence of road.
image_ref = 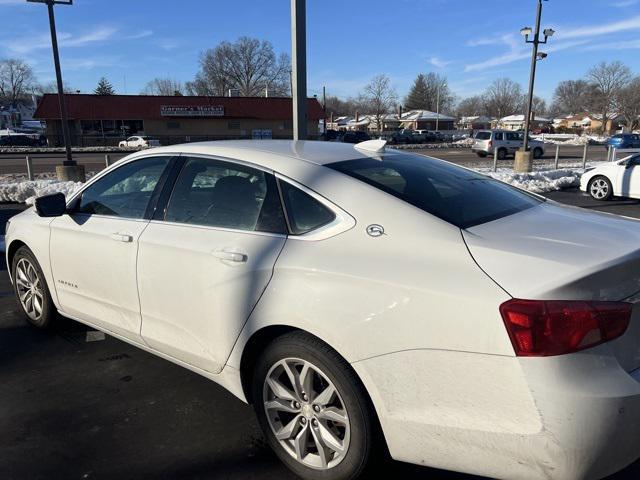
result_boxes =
[0,144,611,176]
[1,191,640,480]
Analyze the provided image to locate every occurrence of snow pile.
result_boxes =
[453,137,474,146]
[530,134,610,146]
[0,179,83,205]
[482,168,582,193]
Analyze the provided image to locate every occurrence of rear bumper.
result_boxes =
[353,347,640,480]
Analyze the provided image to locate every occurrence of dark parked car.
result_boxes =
[608,133,640,150]
[319,129,340,141]
[387,129,416,144]
[0,134,43,147]
[340,131,371,143]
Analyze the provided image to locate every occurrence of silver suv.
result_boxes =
[472,130,545,160]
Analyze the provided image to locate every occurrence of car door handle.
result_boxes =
[110,233,133,243]
[212,249,248,263]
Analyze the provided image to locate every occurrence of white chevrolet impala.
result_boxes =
[6,140,640,480]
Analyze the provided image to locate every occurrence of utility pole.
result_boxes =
[291,0,307,140]
[515,0,554,172]
[27,0,85,181]
[322,85,327,136]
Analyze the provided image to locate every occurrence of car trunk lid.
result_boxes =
[463,201,640,370]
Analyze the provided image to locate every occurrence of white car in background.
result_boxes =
[6,140,640,480]
[581,153,640,200]
[118,135,160,149]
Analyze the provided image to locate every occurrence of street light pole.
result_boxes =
[435,82,446,132]
[291,0,308,140]
[28,0,75,166]
[522,0,543,153]
[515,0,554,172]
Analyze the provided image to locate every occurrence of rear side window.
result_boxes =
[329,153,542,229]
[494,132,503,141]
[475,132,491,140]
[165,157,287,234]
[279,181,336,235]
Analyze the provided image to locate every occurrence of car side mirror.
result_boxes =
[34,192,67,217]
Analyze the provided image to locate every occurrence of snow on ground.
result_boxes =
[480,168,582,193]
[530,134,610,146]
[0,177,83,205]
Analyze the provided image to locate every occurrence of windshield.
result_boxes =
[328,153,542,229]
[475,132,491,140]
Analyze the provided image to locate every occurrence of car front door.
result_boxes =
[49,155,173,343]
[137,155,288,373]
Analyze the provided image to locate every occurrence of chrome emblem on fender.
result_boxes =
[366,224,385,237]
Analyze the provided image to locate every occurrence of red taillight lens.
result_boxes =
[500,299,632,357]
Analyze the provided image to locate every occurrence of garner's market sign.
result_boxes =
[160,105,225,117]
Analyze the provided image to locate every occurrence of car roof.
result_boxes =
[127,140,382,167]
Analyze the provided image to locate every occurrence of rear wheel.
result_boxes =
[497,148,507,160]
[476,151,487,158]
[11,246,55,328]
[588,176,613,201]
[252,332,380,480]
[533,147,543,159]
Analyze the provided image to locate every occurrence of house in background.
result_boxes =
[553,112,624,134]
[497,114,552,132]
[399,110,456,131]
[458,115,493,131]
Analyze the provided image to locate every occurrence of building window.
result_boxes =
[167,121,181,129]
[228,121,241,130]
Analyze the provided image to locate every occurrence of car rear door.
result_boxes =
[136,155,288,373]
[49,155,174,343]
[617,155,640,198]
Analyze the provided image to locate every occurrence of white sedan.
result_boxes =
[580,153,640,200]
[6,140,640,480]
[118,135,160,149]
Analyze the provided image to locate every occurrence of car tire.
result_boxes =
[588,176,613,201]
[11,246,56,329]
[252,331,382,480]
[533,147,543,159]
[497,148,507,160]
[476,152,487,158]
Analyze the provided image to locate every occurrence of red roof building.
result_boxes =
[34,94,324,146]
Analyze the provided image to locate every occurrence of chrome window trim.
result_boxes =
[147,218,287,239]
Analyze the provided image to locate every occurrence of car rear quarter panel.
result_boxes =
[227,165,514,369]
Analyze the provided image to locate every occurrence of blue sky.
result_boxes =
[1,0,639,104]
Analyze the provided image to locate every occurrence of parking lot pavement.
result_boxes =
[1,197,640,480]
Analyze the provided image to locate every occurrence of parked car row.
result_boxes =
[118,135,161,149]
[319,129,457,145]
[0,133,47,147]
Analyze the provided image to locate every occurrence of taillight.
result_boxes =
[500,299,632,357]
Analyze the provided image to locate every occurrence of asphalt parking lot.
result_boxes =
[2,190,640,480]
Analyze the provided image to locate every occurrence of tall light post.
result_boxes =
[291,0,308,140]
[435,82,447,132]
[515,0,554,172]
[27,0,85,181]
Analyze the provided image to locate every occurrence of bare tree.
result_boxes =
[188,37,290,97]
[142,78,184,96]
[36,81,77,95]
[531,96,547,118]
[363,74,397,134]
[618,77,640,132]
[483,78,524,119]
[456,95,484,118]
[587,61,632,133]
[404,73,454,113]
[551,80,591,115]
[0,59,36,105]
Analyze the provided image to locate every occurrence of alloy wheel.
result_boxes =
[15,258,44,321]
[263,357,351,470]
[590,178,609,199]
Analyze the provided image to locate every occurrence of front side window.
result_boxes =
[165,157,286,233]
[279,181,336,235]
[494,132,504,141]
[329,153,542,229]
[76,156,170,219]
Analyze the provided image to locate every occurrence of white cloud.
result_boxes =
[583,38,640,51]
[0,0,24,5]
[464,15,640,72]
[560,15,640,39]
[6,26,117,55]
[125,30,153,40]
[428,56,452,69]
[611,0,639,7]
